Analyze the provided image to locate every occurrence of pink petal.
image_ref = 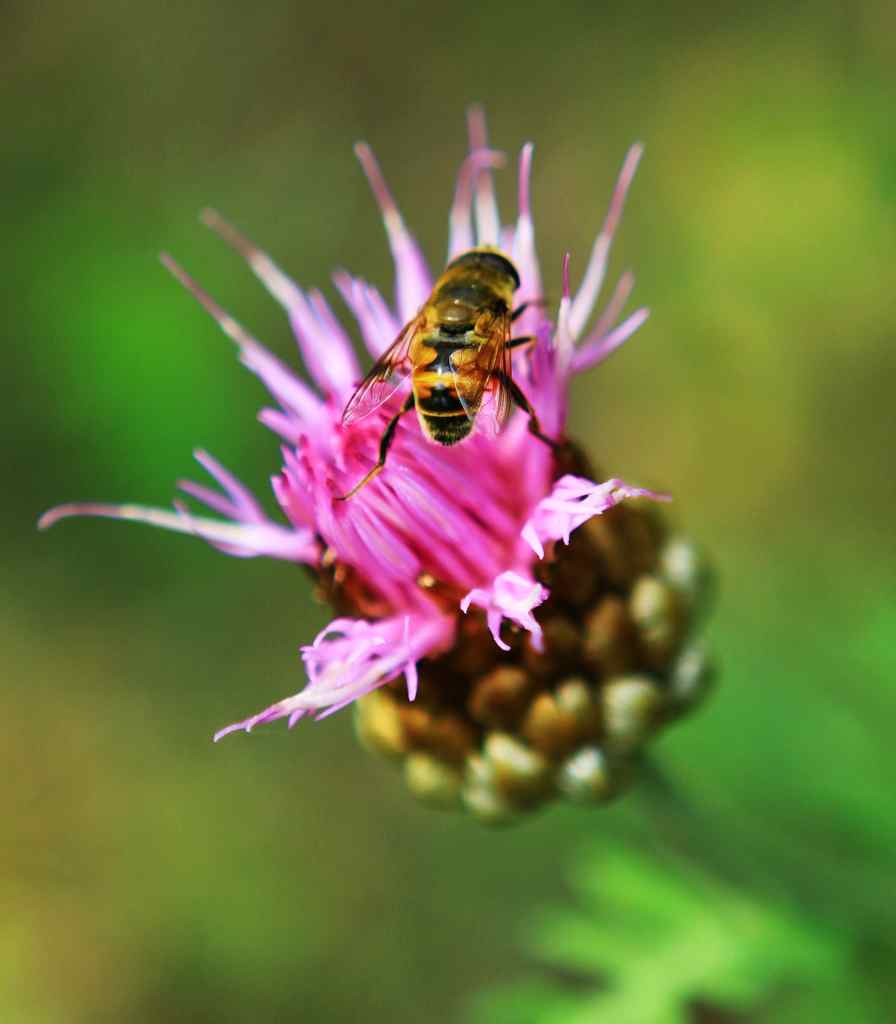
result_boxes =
[199,210,359,398]
[568,143,643,340]
[160,253,323,423]
[522,474,671,558]
[38,501,318,562]
[402,617,419,701]
[448,147,506,259]
[466,105,501,246]
[333,271,400,360]
[183,449,265,522]
[554,252,574,373]
[461,571,548,652]
[214,612,453,740]
[572,307,650,374]
[304,289,360,397]
[354,143,431,322]
[510,143,545,336]
[238,344,324,424]
[258,408,304,445]
[175,481,237,519]
[583,270,635,356]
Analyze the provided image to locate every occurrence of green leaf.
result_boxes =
[472,844,848,1024]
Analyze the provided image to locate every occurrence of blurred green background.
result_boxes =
[4,1,895,1021]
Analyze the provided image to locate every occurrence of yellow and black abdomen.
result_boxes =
[413,349,474,446]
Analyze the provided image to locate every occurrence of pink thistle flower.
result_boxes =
[41,109,713,821]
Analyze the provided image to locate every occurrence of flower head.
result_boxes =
[41,109,714,821]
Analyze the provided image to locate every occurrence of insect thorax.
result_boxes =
[431,250,517,328]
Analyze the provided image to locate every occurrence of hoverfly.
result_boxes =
[340,247,559,499]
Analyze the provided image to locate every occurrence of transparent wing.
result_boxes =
[341,315,421,425]
[493,323,514,427]
[450,310,512,427]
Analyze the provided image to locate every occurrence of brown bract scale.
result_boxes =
[311,446,718,823]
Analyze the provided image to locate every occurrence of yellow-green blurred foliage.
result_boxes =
[4,1,894,1021]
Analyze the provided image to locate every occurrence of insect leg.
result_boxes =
[337,394,415,501]
[510,299,547,322]
[495,371,565,452]
[507,335,535,351]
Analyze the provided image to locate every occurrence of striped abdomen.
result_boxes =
[413,341,478,446]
